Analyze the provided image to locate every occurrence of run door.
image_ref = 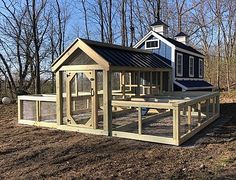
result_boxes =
[66,71,98,128]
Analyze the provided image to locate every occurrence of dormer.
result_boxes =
[175,32,189,45]
[150,20,168,37]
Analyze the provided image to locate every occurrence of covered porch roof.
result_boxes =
[51,38,172,72]
[174,80,213,90]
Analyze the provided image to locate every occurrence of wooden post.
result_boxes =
[216,95,220,114]
[206,99,210,119]
[187,105,192,132]
[137,71,140,96]
[138,107,142,135]
[56,71,63,125]
[173,107,180,145]
[18,99,22,120]
[212,97,216,115]
[92,70,98,129]
[197,102,201,126]
[103,70,112,135]
[150,72,153,94]
[160,71,163,93]
[129,72,132,91]
[36,101,40,122]
[121,71,125,99]
[73,74,78,111]
[168,71,172,91]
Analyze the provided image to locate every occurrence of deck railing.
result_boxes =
[111,91,220,145]
[18,91,220,146]
[18,94,57,126]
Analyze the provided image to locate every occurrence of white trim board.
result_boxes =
[175,78,204,81]
[175,47,204,59]
[134,30,205,59]
[189,56,194,77]
[134,31,175,51]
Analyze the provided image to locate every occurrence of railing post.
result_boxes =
[160,71,163,93]
[18,98,22,120]
[216,95,220,114]
[36,101,40,122]
[138,107,142,135]
[150,72,153,94]
[197,102,201,126]
[206,99,210,119]
[137,71,140,96]
[103,70,112,136]
[121,71,125,99]
[212,97,216,115]
[187,105,192,132]
[56,71,63,125]
[173,107,180,145]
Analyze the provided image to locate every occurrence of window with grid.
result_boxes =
[189,56,194,77]
[177,53,183,76]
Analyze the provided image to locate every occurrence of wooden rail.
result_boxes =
[18,91,220,146]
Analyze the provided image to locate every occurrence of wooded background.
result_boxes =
[0,0,235,98]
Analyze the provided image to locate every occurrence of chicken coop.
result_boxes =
[18,38,220,146]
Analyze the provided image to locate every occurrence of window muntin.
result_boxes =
[145,39,159,49]
[189,56,194,77]
[176,53,183,76]
[199,59,203,77]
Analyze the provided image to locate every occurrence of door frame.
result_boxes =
[66,70,98,129]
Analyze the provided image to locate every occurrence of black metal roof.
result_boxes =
[176,80,213,89]
[175,32,188,37]
[82,39,171,69]
[150,20,169,27]
[156,33,203,56]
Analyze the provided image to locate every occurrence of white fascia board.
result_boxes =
[174,81,187,90]
[175,47,205,59]
[134,31,176,50]
[175,78,204,81]
[152,31,175,49]
[133,31,153,48]
[187,86,213,90]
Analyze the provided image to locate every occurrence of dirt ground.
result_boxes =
[0,93,235,179]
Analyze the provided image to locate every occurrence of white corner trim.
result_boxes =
[199,58,203,78]
[189,56,194,77]
[174,81,187,90]
[176,52,183,77]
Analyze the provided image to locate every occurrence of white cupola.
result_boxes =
[150,20,169,37]
[175,32,189,45]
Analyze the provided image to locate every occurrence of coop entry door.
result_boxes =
[66,71,98,128]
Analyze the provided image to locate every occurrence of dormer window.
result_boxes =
[189,56,194,77]
[145,39,159,49]
[176,53,183,77]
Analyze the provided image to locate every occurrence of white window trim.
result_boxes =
[199,58,203,78]
[176,53,183,77]
[145,39,160,49]
[189,56,194,77]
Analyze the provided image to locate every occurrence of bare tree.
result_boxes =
[26,0,50,94]
[98,0,105,42]
[81,0,90,39]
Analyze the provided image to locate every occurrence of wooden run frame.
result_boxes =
[18,90,220,146]
[17,38,219,146]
